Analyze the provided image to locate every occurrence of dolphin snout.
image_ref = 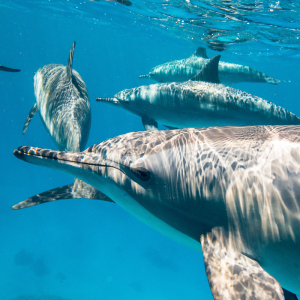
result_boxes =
[14,146,67,161]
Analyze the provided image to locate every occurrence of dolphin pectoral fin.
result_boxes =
[193,47,208,59]
[282,289,299,300]
[0,65,21,72]
[142,116,158,131]
[23,103,38,134]
[163,125,178,130]
[201,228,285,300]
[192,55,221,84]
[66,41,76,80]
[12,180,114,210]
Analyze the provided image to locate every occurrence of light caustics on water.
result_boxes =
[2,0,300,52]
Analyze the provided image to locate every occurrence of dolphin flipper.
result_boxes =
[163,125,178,130]
[142,116,158,131]
[282,289,299,300]
[23,103,38,134]
[12,179,114,210]
[201,228,285,300]
[0,65,20,72]
[192,55,221,84]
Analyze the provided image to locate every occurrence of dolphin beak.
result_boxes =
[96,97,120,105]
[13,146,110,180]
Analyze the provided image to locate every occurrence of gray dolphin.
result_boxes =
[14,125,300,299]
[0,65,20,72]
[97,55,300,131]
[139,47,282,85]
[18,41,112,209]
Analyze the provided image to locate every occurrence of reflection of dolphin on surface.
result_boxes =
[17,41,112,209]
[14,125,300,299]
[0,65,20,72]
[97,55,300,131]
[139,47,282,85]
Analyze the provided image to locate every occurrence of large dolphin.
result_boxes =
[139,47,282,85]
[18,41,112,209]
[0,65,20,72]
[97,55,300,131]
[13,125,300,299]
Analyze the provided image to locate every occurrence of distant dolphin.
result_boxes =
[14,125,300,299]
[19,41,112,209]
[90,0,132,6]
[97,55,300,131]
[139,47,282,85]
[0,65,20,72]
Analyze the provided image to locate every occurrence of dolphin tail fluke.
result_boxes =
[12,179,114,210]
[139,74,150,79]
[23,103,38,134]
[192,55,221,84]
[201,228,286,300]
[0,65,21,72]
[66,41,76,80]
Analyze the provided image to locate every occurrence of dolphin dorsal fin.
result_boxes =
[193,47,208,58]
[192,55,221,84]
[66,41,76,80]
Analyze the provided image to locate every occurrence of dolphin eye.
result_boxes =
[130,167,151,182]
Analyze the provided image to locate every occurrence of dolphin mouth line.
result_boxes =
[14,146,127,175]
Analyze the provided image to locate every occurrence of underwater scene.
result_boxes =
[1,1,300,299]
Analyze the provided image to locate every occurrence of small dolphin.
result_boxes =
[90,0,132,6]
[14,125,300,299]
[19,41,111,209]
[139,47,281,85]
[23,41,91,151]
[97,55,300,131]
[0,65,20,72]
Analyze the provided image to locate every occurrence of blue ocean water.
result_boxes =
[0,1,300,299]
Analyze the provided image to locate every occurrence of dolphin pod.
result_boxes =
[14,125,300,299]
[18,41,112,209]
[97,55,300,131]
[139,47,282,85]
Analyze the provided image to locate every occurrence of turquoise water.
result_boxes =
[1,1,300,299]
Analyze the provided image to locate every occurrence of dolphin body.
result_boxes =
[18,41,112,209]
[97,55,300,131]
[139,47,282,85]
[14,125,300,299]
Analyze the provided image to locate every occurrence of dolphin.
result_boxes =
[90,0,131,6]
[97,55,300,131]
[18,41,112,209]
[13,125,300,299]
[0,65,20,72]
[139,47,282,85]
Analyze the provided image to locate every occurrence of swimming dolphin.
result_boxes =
[90,0,131,6]
[13,125,300,299]
[97,55,300,131]
[139,47,281,85]
[0,65,20,72]
[18,41,111,209]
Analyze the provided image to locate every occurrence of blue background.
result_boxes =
[0,1,299,299]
